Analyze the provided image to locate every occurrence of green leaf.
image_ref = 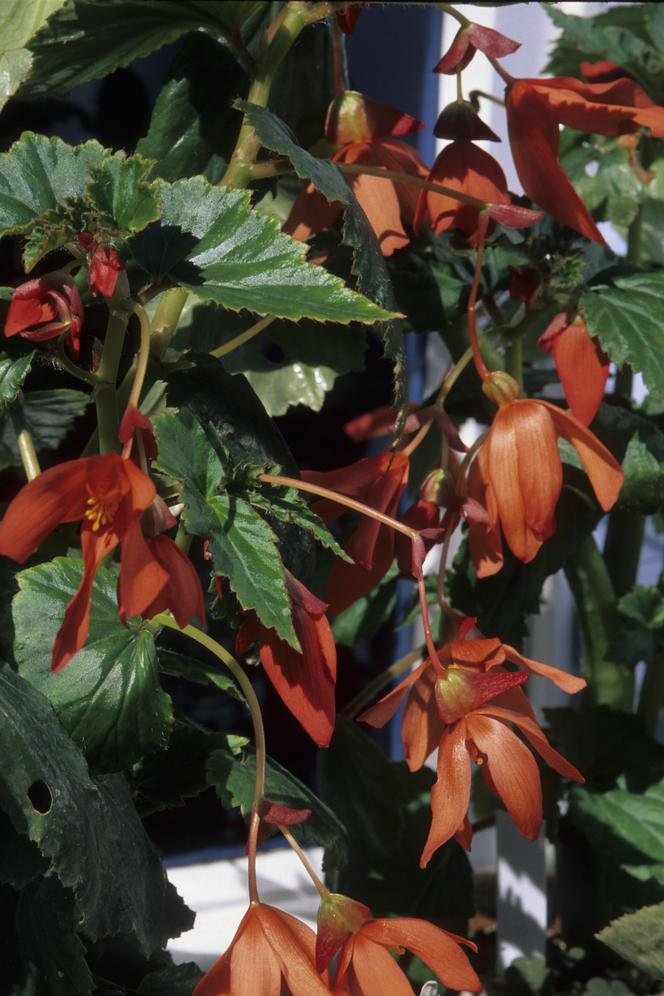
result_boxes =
[175,302,367,416]
[0,351,32,406]
[13,557,173,773]
[0,388,89,471]
[207,744,349,870]
[619,435,664,513]
[0,133,105,238]
[153,409,298,647]
[332,563,400,646]
[596,903,664,979]
[86,151,160,233]
[248,486,351,563]
[233,100,406,409]
[131,175,395,324]
[504,954,551,996]
[0,666,192,953]
[0,810,47,889]
[572,775,664,870]
[137,962,204,995]
[14,878,93,996]
[560,133,644,229]
[23,0,266,97]
[583,980,635,996]
[158,648,245,702]
[0,0,67,113]
[582,273,664,399]
[132,719,245,816]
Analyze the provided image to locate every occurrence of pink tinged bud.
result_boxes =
[315,893,372,972]
[325,90,424,145]
[434,665,528,724]
[434,23,520,75]
[486,202,543,228]
[259,800,312,825]
[434,101,501,143]
[421,469,448,505]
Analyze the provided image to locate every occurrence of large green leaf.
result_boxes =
[597,902,664,979]
[153,409,298,647]
[0,0,67,113]
[0,666,192,953]
[13,558,173,774]
[207,744,349,870]
[14,878,93,996]
[234,100,406,407]
[0,351,33,406]
[137,963,204,995]
[23,0,266,96]
[0,388,89,471]
[560,132,645,230]
[582,273,664,400]
[131,176,394,324]
[174,302,367,416]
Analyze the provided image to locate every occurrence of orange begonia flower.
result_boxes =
[463,375,624,577]
[236,571,337,747]
[302,451,409,615]
[505,75,664,243]
[284,91,429,257]
[538,313,610,426]
[361,631,583,864]
[414,140,511,247]
[5,272,84,359]
[0,453,203,671]
[193,902,330,996]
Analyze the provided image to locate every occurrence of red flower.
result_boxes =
[302,451,409,615]
[317,891,480,994]
[361,632,583,863]
[580,60,633,84]
[236,571,337,747]
[88,245,124,297]
[0,453,203,671]
[539,313,610,426]
[434,21,520,74]
[4,272,83,359]
[463,373,624,576]
[506,75,664,243]
[414,141,511,247]
[193,902,330,996]
[284,91,429,256]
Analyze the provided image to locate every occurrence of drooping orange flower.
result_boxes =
[316,891,480,995]
[0,453,203,671]
[236,571,337,747]
[538,312,610,426]
[434,21,520,74]
[284,91,429,256]
[414,140,511,247]
[463,372,624,577]
[302,450,409,615]
[505,75,664,243]
[361,628,583,864]
[5,272,83,359]
[193,902,330,996]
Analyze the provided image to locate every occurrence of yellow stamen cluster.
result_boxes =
[84,496,118,532]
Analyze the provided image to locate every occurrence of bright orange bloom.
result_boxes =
[5,272,83,359]
[464,375,624,577]
[361,629,583,864]
[414,141,511,247]
[302,450,409,615]
[236,571,337,747]
[0,453,203,671]
[284,91,429,256]
[538,313,609,426]
[193,902,330,996]
[506,75,664,243]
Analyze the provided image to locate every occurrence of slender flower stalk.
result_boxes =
[467,212,491,380]
[11,415,41,481]
[335,160,488,208]
[279,825,329,899]
[210,314,277,359]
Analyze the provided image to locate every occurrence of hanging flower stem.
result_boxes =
[279,825,329,899]
[210,315,277,359]
[153,616,267,903]
[342,647,422,719]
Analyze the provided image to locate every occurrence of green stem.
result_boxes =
[95,306,131,454]
[56,341,97,386]
[279,825,329,898]
[149,287,188,359]
[11,413,41,480]
[637,652,664,736]
[504,335,523,395]
[210,315,276,359]
[154,616,266,902]
[565,535,632,710]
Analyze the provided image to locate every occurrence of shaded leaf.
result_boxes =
[158,648,245,702]
[207,744,349,870]
[137,962,205,995]
[597,903,664,979]
[0,0,67,112]
[13,558,173,773]
[0,351,32,406]
[332,563,400,646]
[0,388,89,470]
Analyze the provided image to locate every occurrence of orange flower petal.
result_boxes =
[546,319,609,425]
[480,703,584,781]
[503,642,586,694]
[118,518,170,619]
[347,933,413,996]
[142,534,206,628]
[466,713,542,839]
[231,909,281,995]
[359,660,428,729]
[401,662,440,770]
[421,721,471,866]
[364,918,480,993]
[257,905,330,996]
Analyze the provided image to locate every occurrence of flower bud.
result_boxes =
[325,90,423,145]
[434,100,500,142]
[481,370,520,406]
[435,665,528,724]
[316,892,371,972]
